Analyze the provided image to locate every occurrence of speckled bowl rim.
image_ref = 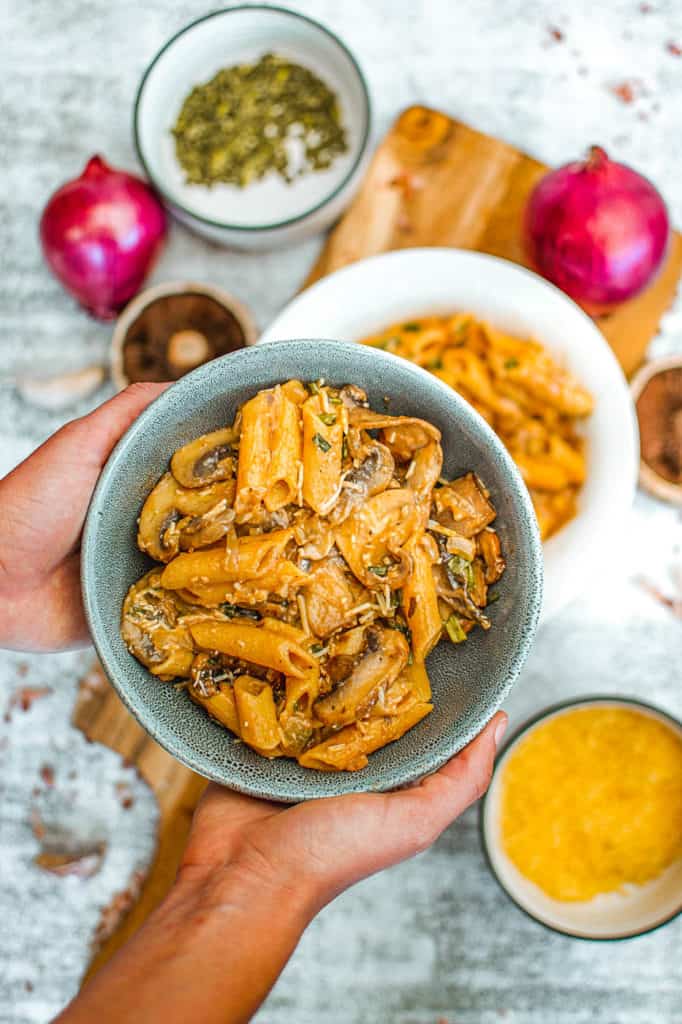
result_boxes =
[133,4,372,233]
[479,694,682,941]
[82,339,543,801]
[110,280,258,390]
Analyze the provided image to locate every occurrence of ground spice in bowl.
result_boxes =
[631,356,682,504]
[111,283,256,387]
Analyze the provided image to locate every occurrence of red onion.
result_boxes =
[525,146,669,315]
[40,155,166,320]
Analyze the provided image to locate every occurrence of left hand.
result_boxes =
[0,382,168,651]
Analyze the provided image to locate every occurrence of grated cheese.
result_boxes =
[500,706,682,902]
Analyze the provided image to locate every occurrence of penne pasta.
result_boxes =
[190,620,317,679]
[362,315,593,540]
[122,378,506,772]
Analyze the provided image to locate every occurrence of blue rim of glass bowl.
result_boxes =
[479,694,682,941]
[133,4,372,233]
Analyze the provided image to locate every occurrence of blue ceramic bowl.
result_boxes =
[82,340,543,802]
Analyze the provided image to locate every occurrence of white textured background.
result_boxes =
[2,1,682,1021]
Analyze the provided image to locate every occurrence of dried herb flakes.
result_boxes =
[172,53,348,188]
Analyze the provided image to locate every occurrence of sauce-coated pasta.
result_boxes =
[121,380,505,771]
[361,316,594,540]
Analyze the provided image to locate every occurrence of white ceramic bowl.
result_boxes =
[260,248,638,621]
[134,5,371,250]
[480,697,682,940]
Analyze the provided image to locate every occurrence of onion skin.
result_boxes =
[40,155,166,320]
[525,146,670,315]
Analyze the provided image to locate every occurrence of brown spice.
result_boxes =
[611,80,637,104]
[636,367,682,484]
[4,685,52,721]
[122,293,247,383]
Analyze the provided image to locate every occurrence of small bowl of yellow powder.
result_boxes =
[480,697,682,939]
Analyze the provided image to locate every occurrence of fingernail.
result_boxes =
[494,715,508,750]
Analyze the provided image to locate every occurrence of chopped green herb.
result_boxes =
[305,380,320,395]
[341,437,349,460]
[310,642,325,654]
[220,603,262,621]
[368,564,389,577]
[172,53,348,188]
[426,358,443,370]
[445,615,467,644]
[318,412,337,426]
[448,555,475,589]
[407,653,414,665]
[312,433,331,453]
[402,322,421,332]
[504,357,520,370]
[487,590,501,604]
[328,395,342,405]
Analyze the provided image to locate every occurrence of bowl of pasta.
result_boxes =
[260,249,639,621]
[82,339,542,800]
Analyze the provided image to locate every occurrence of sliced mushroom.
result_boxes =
[121,570,196,677]
[314,626,409,727]
[433,472,496,538]
[334,488,418,590]
[328,441,395,525]
[348,408,441,461]
[339,384,369,410]
[170,427,238,488]
[138,473,235,562]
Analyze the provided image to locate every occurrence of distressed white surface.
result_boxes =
[2,1,682,1021]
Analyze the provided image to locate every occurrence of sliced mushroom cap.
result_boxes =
[339,384,369,410]
[334,488,418,590]
[138,473,235,562]
[348,408,441,461]
[121,570,196,677]
[314,625,409,727]
[170,427,238,488]
[328,441,395,525]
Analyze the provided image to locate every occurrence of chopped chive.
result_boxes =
[310,642,325,654]
[448,554,475,589]
[329,395,342,405]
[445,614,467,644]
[487,590,500,604]
[426,358,443,370]
[312,433,331,452]
[368,564,389,577]
[318,412,337,426]
[341,437,349,460]
[220,603,262,621]
[504,357,520,370]
[305,380,320,395]
[402,322,421,332]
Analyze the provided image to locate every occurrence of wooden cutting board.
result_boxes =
[79,106,682,980]
[306,106,682,375]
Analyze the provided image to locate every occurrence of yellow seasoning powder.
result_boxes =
[500,706,682,902]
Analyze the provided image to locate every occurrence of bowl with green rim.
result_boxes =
[133,5,372,250]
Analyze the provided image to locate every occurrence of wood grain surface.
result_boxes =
[307,107,682,376]
[77,106,681,981]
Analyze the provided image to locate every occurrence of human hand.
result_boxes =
[58,712,505,1024]
[181,710,508,908]
[0,383,168,652]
